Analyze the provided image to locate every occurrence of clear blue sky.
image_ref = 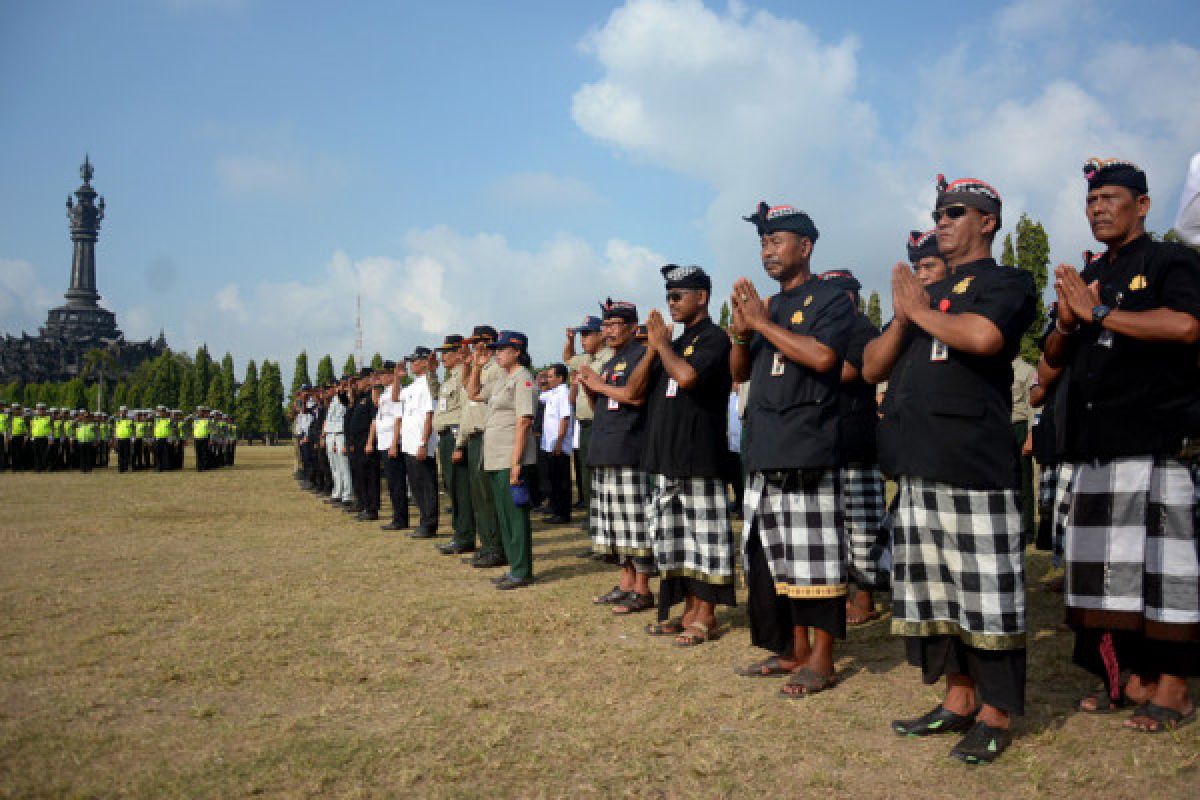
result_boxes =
[2,0,1198,379]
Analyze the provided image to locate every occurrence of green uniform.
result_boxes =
[457,360,504,558]
[480,366,538,581]
[435,364,473,548]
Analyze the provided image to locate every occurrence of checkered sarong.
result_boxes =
[743,470,846,598]
[1065,457,1199,633]
[842,466,887,589]
[646,475,735,585]
[891,477,1025,649]
[591,466,652,558]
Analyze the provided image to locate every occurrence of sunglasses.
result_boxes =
[931,204,971,223]
[666,290,694,303]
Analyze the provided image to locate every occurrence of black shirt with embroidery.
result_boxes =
[588,339,649,468]
[743,278,855,471]
[877,258,1036,490]
[1061,235,1200,460]
[642,317,731,479]
[839,311,881,465]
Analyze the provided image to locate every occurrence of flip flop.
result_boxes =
[1124,702,1197,733]
[735,655,795,677]
[612,591,655,615]
[780,667,837,697]
[644,620,684,636]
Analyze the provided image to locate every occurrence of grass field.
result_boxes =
[0,445,1196,799]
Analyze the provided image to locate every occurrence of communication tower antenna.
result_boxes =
[355,293,364,369]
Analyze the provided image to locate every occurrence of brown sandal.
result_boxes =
[780,667,837,697]
[644,620,684,636]
[674,622,713,647]
[612,591,655,615]
[735,655,795,677]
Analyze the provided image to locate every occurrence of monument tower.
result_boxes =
[42,155,120,341]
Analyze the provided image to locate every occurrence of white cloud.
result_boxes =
[995,0,1098,39]
[0,259,57,336]
[183,227,666,382]
[488,172,605,210]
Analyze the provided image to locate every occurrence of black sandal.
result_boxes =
[1124,702,1197,733]
[592,585,629,605]
[892,704,979,737]
[1078,688,1131,714]
[644,620,684,636]
[612,591,655,615]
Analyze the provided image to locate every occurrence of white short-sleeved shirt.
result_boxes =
[400,377,438,456]
[539,383,572,453]
[375,385,402,450]
[1175,151,1200,250]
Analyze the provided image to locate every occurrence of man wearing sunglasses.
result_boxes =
[864,175,1036,764]
[1044,158,1200,733]
[640,264,735,647]
[729,204,856,697]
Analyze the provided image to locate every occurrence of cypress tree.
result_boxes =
[290,352,311,399]
[867,291,883,330]
[370,352,383,371]
[236,360,261,441]
[1014,213,1050,364]
[342,354,357,377]
[315,354,335,386]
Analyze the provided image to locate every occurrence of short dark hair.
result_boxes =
[551,363,568,382]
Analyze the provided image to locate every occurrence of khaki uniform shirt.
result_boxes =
[1010,357,1036,424]
[568,346,613,422]
[433,364,466,431]
[481,365,538,471]
[457,360,504,447]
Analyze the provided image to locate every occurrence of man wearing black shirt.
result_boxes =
[641,264,734,646]
[819,269,886,627]
[579,299,656,614]
[345,369,380,521]
[1044,158,1200,732]
[729,204,855,696]
[865,175,1036,764]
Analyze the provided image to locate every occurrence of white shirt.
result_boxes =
[1174,151,1200,251]
[727,390,742,452]
[400,377,438,456]
[324,396,345,434]
[539,383,572,454]
[374,385,402,451]
[293,411,311,437]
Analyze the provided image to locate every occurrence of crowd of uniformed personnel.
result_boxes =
[288,155,1199,766]
[0,402,238,473]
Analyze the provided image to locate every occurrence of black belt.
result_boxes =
[578,419,592,428]
[759,468,825,492]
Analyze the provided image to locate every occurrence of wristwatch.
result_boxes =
[1091,304,1112,324]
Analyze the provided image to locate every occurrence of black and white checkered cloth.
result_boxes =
[1037,465,1057,514]
[842,465,887,589]
[585,470,602,536]
[1065,457,1199,632]
[1051,463,1075,558]
[646,475,735,585]
[591,465,652,557]
[891,476,1026,649]
[743,469,846,598]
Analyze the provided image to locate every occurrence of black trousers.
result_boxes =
[316,444,331,492]
[383,454,410,527]
[745,525,846,650]
[906,636,1027,716]
[1072,629,1200,694]
[78,442,94,472]
[154,440,170,471]
[0,437,7,471]
[194,439,209,470]
[546,451,572,520]
[33,438,50,472]
[116,439,130,472]
[351,445,380,512]
[405,454,439,534]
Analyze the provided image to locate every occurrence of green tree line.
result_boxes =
[0,346,290,442]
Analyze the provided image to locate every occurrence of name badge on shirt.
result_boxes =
[665,378,679,398]
[608,397,619,411]
[1098,329,1114,348]
[439,397,447,411]
[930,337,949,362]
[770,351,786,377]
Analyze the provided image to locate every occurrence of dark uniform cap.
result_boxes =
[573,315,603,334]
[357,367,372,378]
[408,346,432,361]
[382,360,397,370]
[743,202,819,241]
[1083,157,1148,194]
[435,335,465,352]
[599,299,638,323]
[468,325,498,343]
[487,330,528,350]
[660,264,712,291]
[907,229,941,263]
[935,174,1002,224]
[818,269,862,293]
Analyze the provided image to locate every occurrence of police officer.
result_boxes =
[76,410,96,472]
[434,335,476,554]
[0,402,9,471]
[193,407,212,471]
[152,406,172,472]
[30,403,52,472]
[114,406,133,472]
[565,316,613,530]
[402,347,440,537]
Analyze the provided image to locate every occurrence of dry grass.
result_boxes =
[0,446,1196,799]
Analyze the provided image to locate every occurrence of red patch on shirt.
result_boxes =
[524,381,532,388]
[938,298,951,313]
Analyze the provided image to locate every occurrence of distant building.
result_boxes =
[0,157,167,384]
